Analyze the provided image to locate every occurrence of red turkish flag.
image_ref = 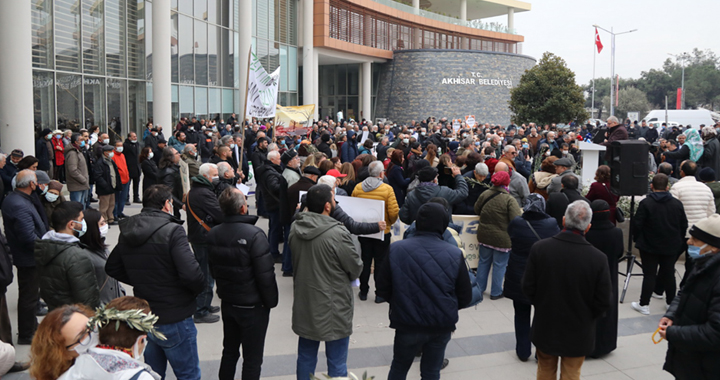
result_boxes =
[595,28,603,53]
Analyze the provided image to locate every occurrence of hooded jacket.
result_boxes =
[399,175,468,224]
[58,347,159,380]
[34,231,100,311]
[255,161,284,212]
[633,191,688,255]
[65,144,90,192]
[105,209,204,324]
[186,175,224,245]
[288,212,363,341]
[474,186,523,249]
[352,177,399,234]
[341,131,359,163]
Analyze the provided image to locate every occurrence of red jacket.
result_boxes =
[112,152,130,184]
[52,137,65,165]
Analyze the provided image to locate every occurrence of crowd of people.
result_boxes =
[0,113,716,379]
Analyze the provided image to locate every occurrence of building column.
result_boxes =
[508,7,515,33]
[312,50,319,120]
[152,0,172,132]
[0,1,34,155]
[238,0,252,119]
[362,62,372,122]
[412,0,420,14]
[460,0,469,49]
[302,0,315,119]
[412,0,421,48]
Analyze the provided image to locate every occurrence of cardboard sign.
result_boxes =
[452,119,462,134]
[465,115,476,128]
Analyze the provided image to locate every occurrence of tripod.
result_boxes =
[619,196,642,303]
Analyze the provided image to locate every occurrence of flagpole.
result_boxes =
[240,48,252,164]
[592,29,596,120]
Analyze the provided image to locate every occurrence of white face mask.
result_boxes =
[130,139,137,143]
[116,147,124,153]
[102,139,110,145]
[99,223,109,238]
[45,192,59,203]
[148,152,154,159]
[108,152,114,159]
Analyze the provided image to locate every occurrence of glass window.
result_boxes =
[81,0,104,75]
[257,39,269,74]
[128,0,146,79]
[129,81,147,135]
[256,0,269,39]
[220,29,232,87]
[234,32,239,88]
[228,0,235,29]
[207,0,219,25]
[146,1,153,81]
[251,0,256,34]
[209,88,221,116]
[289,0,297,45]
[222,89,234,114]
[279,45,287,92]
[84,77,106,129]
[171,12,179,82]
[208,25,219,86]
[347,96,359,120]
[178,0,192,15]
[31,0,53,68]
[194,20,208,85]
[56,74,82,129]
[106,0,128,77]
[33,71,56,130]
[54,0,81,72]
[179,85,194,117]
[194,0,206,20]
[288,47,297,91]
[337,65,347,95]
[172,0,178,11]
[269,41,279,75]
[179,15,194,83]
[195,87,208,120]
[107,79,128,137]
[171,85,179,121]
[348,65,359,95]
[234,90,240,114]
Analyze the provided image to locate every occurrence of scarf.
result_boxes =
[684,128,704,162]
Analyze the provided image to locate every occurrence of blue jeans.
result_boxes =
[69,190,88,209]
[477,245,510,298]
[267,209,281,257]
[387,330,452,380]
[191,243,214,317]
[296,336,349,380]
[145,317,201,380]
[282,223,293,273]
[114,182,130,218]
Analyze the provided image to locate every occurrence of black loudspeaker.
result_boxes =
[609,140,649,196]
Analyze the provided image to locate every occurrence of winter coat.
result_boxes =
[352,178,399,234]
[287,177,316,224]
[59,347,158,380]
[585,181,620,224]
[633,191,688,255]
[547,169,580,194]
[545,189,590,228]
[529,171,557,200]
[41,193,66,223]
[157,163,184,211]
[34,231,100,311]
[474,187,522,249]
[186,176,224,245]
[670,176,716,237]
[182,154,201,179]
[289,212,363,341]
[282,167,301,188]
[141,158,159,195]
[53,136,66,165]
[93,157,120,196]
[113,153,130,185]
[707,182,720,213]
[207,214,278,308]
[255,162,284,212]
[504,211,559,304]
[453,173,490,215]
[699,138,720,176]
[376,231,472,333]
[399,175,468,224]
[662,252,720,379]
[85,248,123,305]
[341,131,359,163]
[0,231,14,295]
[65,144,90,191]
[123,139,141,178]
[387,164,411,208]
[508,169,530,206]
[106,209,205,324]
[523,231,613,357]
[2,190,48,267]
[35,138,51,171]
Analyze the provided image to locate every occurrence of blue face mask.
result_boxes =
[80,141,86,148]
[72,219,87,237]
[688,244,707,258]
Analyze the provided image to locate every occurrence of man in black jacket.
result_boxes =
[545,174,590,228]
[186,163,224,324]
[523,201,612,380]
[93,145,120,225]
[251,136,269,217]
[377,202,471,380]
[123,132,142,203]
[317,133,333,158]
[106,184,205,380]
[255,151,285,262]
[207,187,278,380]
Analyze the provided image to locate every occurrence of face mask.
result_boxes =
[211,176,219,182]
[688,245,702,258]
[116,147,124,153]
[562,150,569,155]
[99,223,109,238]
[189,126,194,130]
[55,134,62,139]
[80,141,86,148]
[545,151,551,156]
[102,139,110,145]
[45,135,52,140]
[148,152,154,159]
[108,152,115,159]
[72,219,87,237]
[132,336,147,359]
[403,138,409,144]
[152,132,157,137]
[522,144,529,149]
[71,330,99,355]
[45,192,58,203]
[475,141,480,146]
[130,139,137,143]
[421,132,426,136]
[463,134,468,138]
[230,144,236,149]
[40,185,48,195]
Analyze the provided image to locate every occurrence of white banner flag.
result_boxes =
[245,52,280,118]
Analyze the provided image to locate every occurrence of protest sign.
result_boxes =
[245,51,280,118]
[335,195,385,240]
[275,104,315,136]
[452,119,462,134]
[465,115,476,128]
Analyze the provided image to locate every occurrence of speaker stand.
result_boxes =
[619,196,643,303]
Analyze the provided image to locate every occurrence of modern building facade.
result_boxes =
[0,0,530,155]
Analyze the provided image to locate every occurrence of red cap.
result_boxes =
[326,169,347,178]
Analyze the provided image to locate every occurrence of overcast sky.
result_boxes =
[484,0,718,86]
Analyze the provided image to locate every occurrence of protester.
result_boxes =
[698,167,720,212]
[124,132,142,204]
[29,304,94,380]
[528,156,558,200]
[494,161,529,207]
[399,166,468,224]
[699,125,720,174]
[658,214,720,379]
[65,133,90,206]
[585,165,620,224]
[584,200,622,358]
[289,184,363,380]
[79,208,123,304]
[546,157,579,194]
[256,150,285,263]
[207,188,278,380]
[186,163,224,324]
[281,150,301,187]
[106,185,204,379]
[111,141,131,220]
[504,194,559,361]
[94,145,120,225]
[157,147,184,218]
[454,163,490,215]
[546,174,590,228]
[386,150,411,208]
[523,201,612,380]
[352,161,399,302]
[139,147,158,197]
[377,202,472,379]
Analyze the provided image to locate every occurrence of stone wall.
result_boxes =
[374,49,535,126]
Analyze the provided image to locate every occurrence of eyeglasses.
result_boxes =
[65,327,91,350]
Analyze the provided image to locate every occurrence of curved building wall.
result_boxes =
[375,49,535,126]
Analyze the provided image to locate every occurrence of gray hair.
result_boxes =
[16,169,37,189]
[702,126,717,137]
[267,150,281,161]
[564,201,592,231]
[198,163,217,179]
[183,144,196,155]
[503,144,516,153]
[217,162,233,178]
[267,143,278,152]
[218,187,247,216]
[317,175,337,189]
[607,116,620,124]
[461,138,472,148]
[369,161,384,177]
[0,153,6,162]
[221,135,233,146]
[474,163,489,176]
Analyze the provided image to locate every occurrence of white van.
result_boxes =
[643,109,718,129]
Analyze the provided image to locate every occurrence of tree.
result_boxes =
[509,52,588,125]
[601,87,651,121]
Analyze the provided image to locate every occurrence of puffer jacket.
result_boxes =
[157,163,184,210]
[2,190,48,267]
[186,176,223,245]
[662,252,720,379]
[65,144,90,192]
[399,175,468,224]
[376,231,472,333]
[352,178,399,234]
[255,162,284,212]
[206,214,278,308]
[289,212,363,342]
[504,212,559,304]
[106,209,204,324]
[34,231,100,311]
[474,187,523,249]
[670,176,716,237]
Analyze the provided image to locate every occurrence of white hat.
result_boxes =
[689,214,720,248]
